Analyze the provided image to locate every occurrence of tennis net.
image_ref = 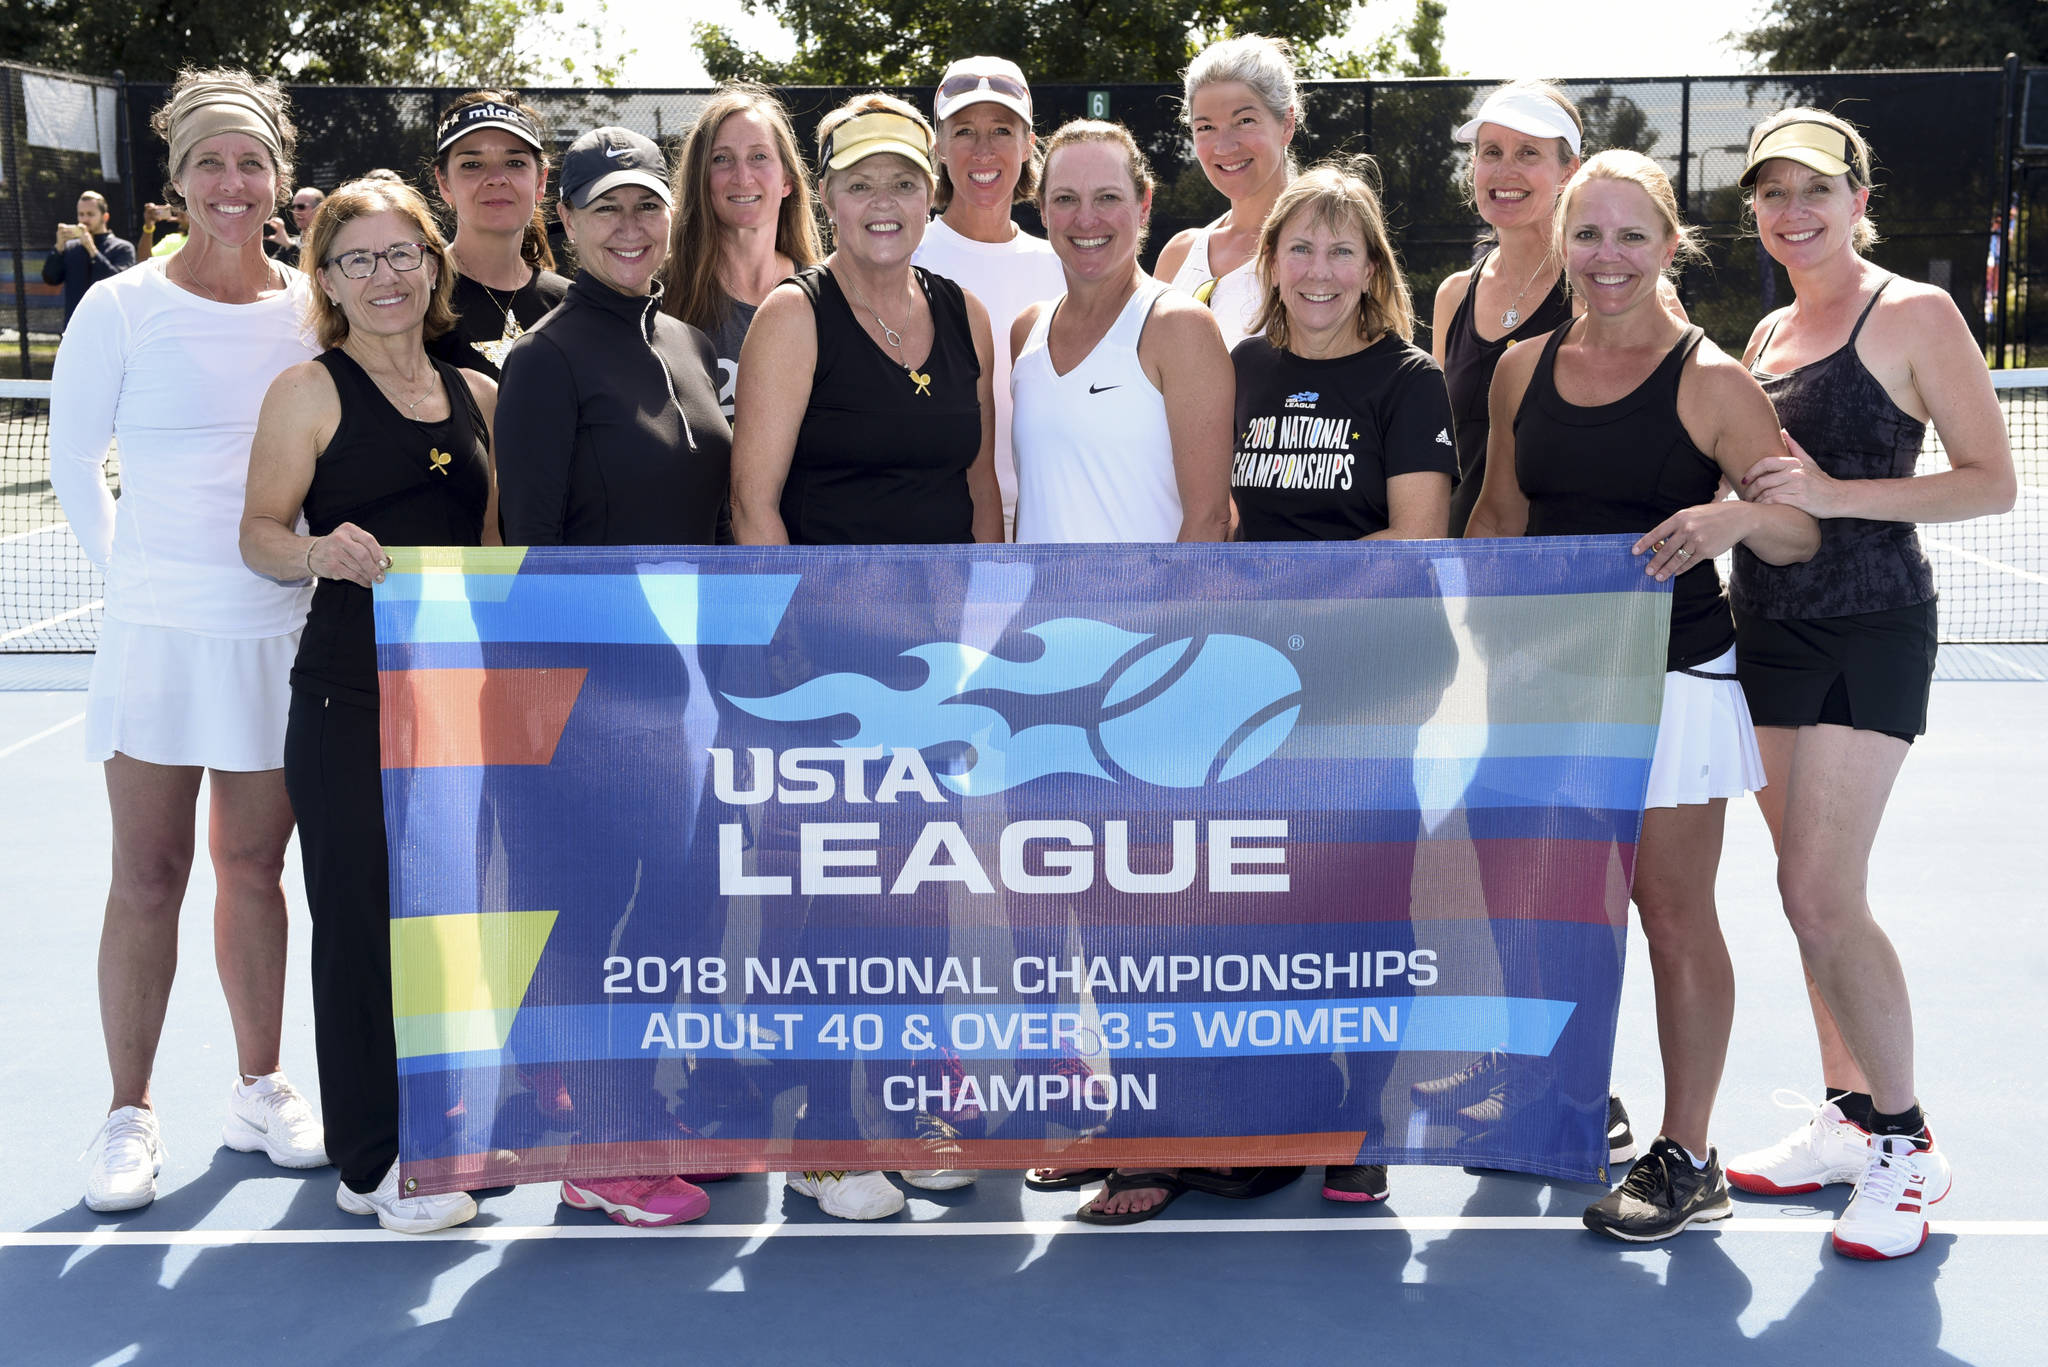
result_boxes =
[3,371,2045,651]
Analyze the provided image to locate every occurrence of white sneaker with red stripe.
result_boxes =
[1832,1131,1952,1260]
[1727,1092,1870,1195]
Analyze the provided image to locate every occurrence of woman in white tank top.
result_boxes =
[1010,121,1233,544]
[1152,35,1302,351]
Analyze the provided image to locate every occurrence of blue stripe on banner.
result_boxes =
[374,572,802,645]
[395,994,1576,1073]
[466,536,1663,602]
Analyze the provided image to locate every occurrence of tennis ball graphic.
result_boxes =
[1096,634,1303,786]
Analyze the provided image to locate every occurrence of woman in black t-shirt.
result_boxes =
[730,94,1000,547]
[427,90,569,380]
[1228,160,1449,1210]
[1232,161,1452,542]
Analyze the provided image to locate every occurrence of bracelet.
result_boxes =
[304,537,319,580]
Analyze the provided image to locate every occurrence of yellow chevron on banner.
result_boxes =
[385,546,529,576]
[390,910,557,1060]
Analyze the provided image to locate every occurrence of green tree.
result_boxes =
[0,0,627,84]
[1578,84,1658,156]
[1735,0,2047,71]
[694,0,1449,86]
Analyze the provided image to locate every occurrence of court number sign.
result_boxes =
[1088,90,1111,119]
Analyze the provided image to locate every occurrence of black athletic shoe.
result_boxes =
[1410,1049,1506,1112]
[1608,1095,1638,1165]
[1582,1137,1734,1242]
[1320,1164,1389,1202]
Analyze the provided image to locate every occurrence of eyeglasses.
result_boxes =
[938,72,1029,104]
[324,242,429,278]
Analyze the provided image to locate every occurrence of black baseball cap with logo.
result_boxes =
[558,126,673,209]
[435,100,545,156]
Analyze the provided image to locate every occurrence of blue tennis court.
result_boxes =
[3,649,2042,1365]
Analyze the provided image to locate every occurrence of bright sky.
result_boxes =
[568,0,1770,87]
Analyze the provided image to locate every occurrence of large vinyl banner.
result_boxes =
[375,539,1669,1195]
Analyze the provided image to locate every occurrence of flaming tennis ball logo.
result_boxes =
[724,617,1305,794]
[1096,633,1303,787]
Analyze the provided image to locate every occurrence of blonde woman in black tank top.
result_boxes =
[1469,151,1819,1243]
[1719,111,2015,1261]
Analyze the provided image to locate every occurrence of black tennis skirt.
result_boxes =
[1733,599,1937,743]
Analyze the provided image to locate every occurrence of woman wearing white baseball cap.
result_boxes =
[911,56,1065,540]
[1434,80,1582,536]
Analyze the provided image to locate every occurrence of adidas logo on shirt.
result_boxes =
[1435,429,1452,446]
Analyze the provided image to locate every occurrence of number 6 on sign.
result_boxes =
[1087,90,1110,119]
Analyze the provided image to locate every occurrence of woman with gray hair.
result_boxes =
[1153,34,1301,351]
[50,68,328,1214]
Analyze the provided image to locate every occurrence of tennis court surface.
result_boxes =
[3,650,2044,1365]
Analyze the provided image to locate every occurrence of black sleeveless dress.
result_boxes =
[1731,278,1936,741]
[1444,250,1572,535]
[1515,321,1732,672]
[782,265,981,545]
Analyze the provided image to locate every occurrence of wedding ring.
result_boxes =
[1676,548,1693,560]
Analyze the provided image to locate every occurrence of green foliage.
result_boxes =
[1735,0,2048,71]
[0,0,628,85]
[694,0,1453,86]
[1579,85,1658,157]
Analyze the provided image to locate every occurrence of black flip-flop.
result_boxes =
[1024,1166,1114,1191]
[1075,1170,1189,1225]
[1179,1166,1305,1200]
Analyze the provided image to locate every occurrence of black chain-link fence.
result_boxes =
[3,63,2040,369]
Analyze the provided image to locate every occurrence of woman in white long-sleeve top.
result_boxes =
[49,68,328,1215]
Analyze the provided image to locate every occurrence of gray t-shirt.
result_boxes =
[707,297,759,422]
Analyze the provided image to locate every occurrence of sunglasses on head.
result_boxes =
[939,72,1029,104]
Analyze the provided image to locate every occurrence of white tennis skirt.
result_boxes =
[1644,645,1766,809]
[84,617,301,771]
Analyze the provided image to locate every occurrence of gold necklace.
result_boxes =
[837,270,932,397]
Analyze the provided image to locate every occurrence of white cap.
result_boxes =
[1454,87,1582,157]
[934,57,1033,125]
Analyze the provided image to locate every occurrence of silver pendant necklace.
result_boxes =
[838,270,931,397]
[1500,253,1552,331]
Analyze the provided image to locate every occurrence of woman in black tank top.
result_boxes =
[1469,152,1819,1244]
[241,183,497,1233]
[730,97,1001,549]
[1717,111,2015,1258]
[1435,81,1584,535]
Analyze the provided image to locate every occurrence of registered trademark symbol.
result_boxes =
[1287,634,1304,651]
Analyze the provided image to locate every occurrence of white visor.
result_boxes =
[1454,88,1582,157]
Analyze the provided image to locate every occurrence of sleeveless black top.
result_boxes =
[1444,249,1572,535]
[292,350,491,706]
[783,265,980,545]
[1731,278,1933,620]
[1516,321,1732,671]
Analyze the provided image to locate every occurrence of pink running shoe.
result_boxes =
[560,1175,709,1227]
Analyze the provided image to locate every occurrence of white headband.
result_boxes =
[1454,88,1582,157]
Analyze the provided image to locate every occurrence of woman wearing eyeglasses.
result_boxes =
[240,179,496,1233]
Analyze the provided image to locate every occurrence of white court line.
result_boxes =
[0,599,102,644]
[0,522,71,544]
[1921,536,2048,587]
[1945,644,2048,680]
[1,1217,2043,1248]
[0,712,84,760]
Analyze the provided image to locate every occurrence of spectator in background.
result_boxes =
[291,186,325,236]
[44,190,136,328]
[137,202,188,258]
[260,188,322,269]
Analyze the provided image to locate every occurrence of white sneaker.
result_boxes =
[786,1170,904,1220]
[1833,1131,1953,1260]
[898,1168,978,1191]
[83,1106,165,1213]
[224,1072,329,1169]
[336,1162,478,1234]
[899,1112,977,1190]
[1727,1091,1871,1195]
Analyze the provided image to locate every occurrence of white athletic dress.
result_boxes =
[48,262,318,770]
[913,217,1065,539]
[1010,279,1181,543]
[1166,224,1263,354]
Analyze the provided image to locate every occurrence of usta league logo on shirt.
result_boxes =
[1284,391,1319,411]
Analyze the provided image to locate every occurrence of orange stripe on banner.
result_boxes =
[379,668,588,769]
[401,1136,1372,1195]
